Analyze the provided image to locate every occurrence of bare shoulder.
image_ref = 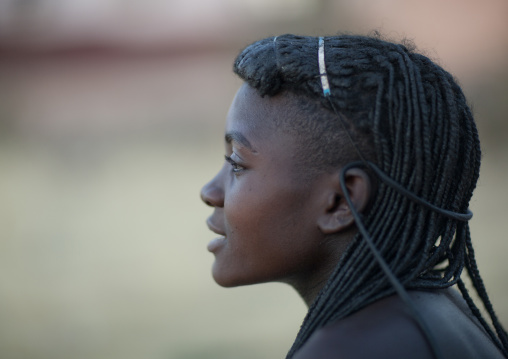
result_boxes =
[293,292,433,359]
[293,289,505,359]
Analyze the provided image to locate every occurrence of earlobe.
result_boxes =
[317,168,372,234]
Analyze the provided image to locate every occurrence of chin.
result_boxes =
[211,263,261,288]
[212,274,245,288]
[211,263,240,288]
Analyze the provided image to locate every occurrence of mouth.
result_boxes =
[206,217,227,253]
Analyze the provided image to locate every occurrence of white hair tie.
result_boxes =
[318,37,330,97]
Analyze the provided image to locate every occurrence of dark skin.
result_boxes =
[201,84,369,305]
[201,84,505,359]
[294,288,505,359]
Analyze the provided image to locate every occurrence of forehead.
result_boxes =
[226,84,293,144]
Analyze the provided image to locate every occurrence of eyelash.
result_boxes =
[224,155,245,173]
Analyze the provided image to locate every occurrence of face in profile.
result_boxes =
[200,84,342,290]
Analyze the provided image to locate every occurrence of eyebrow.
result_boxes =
[225,131,257,152]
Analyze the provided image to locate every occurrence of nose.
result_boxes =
[200,172,224,208]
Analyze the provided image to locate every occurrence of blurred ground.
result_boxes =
[0,1,507,358]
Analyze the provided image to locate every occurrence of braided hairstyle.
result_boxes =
[233,34,508,358]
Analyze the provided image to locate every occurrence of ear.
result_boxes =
[317,168,372,234]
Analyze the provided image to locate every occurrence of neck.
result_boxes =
[288,231,357,307]
[293,276,330,307]
[283,254,341,307]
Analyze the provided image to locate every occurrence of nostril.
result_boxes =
[200,174,224,208]
[201,185,220,207]
[200,190,212,206]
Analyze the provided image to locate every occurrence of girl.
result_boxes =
[201,34,508,359]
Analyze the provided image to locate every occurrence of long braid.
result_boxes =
[233,34,508,358]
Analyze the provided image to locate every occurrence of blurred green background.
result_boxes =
[0,1,507,358]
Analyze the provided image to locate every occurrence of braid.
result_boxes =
[233,34,508,358]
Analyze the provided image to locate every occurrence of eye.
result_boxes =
[224,155,245,173]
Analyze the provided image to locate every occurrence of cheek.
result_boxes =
[225,181,311,247]
[224,185,268,236]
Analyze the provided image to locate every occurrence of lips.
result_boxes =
[206,217,227,253]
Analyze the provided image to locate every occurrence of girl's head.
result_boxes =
[202,34,506,357]
[201,83,362,294]
[230,33,481,288]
